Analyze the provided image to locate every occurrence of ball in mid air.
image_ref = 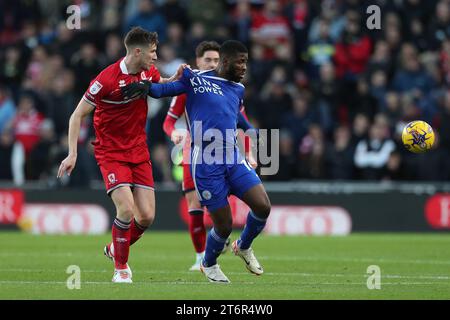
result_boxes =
[401,120,435,153]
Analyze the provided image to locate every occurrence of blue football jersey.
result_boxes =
[150,68,245,153]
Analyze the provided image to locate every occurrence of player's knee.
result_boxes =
[117,204,134,221]
[215,222,232,239]
[254,197,271,219]
[140,215,154,227]
[136,210,155,227]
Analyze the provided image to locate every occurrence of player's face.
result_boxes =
[196,50,220,71]
[228,53,248,82]
[139,43,157,71]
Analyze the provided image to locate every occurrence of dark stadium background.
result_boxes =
[0,0,449,233]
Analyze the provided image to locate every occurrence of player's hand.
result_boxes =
[121,80,151,100]
[57,153,77,178]
[171,129,185,145]
[169,63,191,82]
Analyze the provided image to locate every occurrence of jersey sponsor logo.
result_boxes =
[89,81,103,95]
[202,190,212,200]
[190,77,224,96]
[141,71,152,81]
[108,173,117,185]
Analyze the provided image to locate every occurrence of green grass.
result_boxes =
[0,232,449,299]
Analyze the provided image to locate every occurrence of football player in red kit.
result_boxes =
[57,27,184,283]
[162,41,256,271]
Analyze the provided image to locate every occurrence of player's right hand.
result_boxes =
[121,80,151,100]
[57,154,77,178]
[171,129,185,145]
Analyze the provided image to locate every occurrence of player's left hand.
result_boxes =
[121,80,151,100]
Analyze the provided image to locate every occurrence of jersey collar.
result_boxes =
[120,58,129,75]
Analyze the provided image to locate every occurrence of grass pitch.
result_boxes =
[0,231,449,300]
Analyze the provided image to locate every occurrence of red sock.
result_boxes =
[188,209,206,253]
[130,219,147,246]
[112,218,131,270]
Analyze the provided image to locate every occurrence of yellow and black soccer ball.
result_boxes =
[401,120,435,153]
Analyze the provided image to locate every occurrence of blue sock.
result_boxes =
[202,228,228,267]
[238,211,267,250]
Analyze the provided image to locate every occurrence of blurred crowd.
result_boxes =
[0,0,450,187]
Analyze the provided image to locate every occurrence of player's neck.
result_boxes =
[124,56,141,75]
[216,66,231,81]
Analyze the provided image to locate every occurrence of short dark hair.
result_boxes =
[219,40,248,59]
[195,41,220,58]
[124,27,158,49]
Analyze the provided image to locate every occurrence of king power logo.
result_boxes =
[189,77,224,96]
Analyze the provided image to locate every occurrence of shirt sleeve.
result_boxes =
[163,94,186,137]
[83,72,109,107]
[148,68,190,98]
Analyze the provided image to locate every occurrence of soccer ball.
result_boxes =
[401,120,435,153]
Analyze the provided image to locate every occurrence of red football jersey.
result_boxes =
[83,58,160,163]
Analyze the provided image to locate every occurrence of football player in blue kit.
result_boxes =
[121,40,271,283]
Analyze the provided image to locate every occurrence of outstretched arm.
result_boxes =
[148,81,187,98]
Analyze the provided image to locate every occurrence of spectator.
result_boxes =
[187,0,225,38]
[348,77,378,122]
[351,112,370,145]
[427,0,450,51]
[311,62,339,134]
[305,18,335,80]
[124,0,167,42]
[325,125,354,180]
[269,130,297,181]
[250,0,292,61]
[298,123,327,179]
[381,151,407,181]
[334,10,372,80]
[0,46,26,99]
[284,0,310,67]
[354,121,396,180]
[0,130,14,180]
[103,33,126,66]
[392,43,437,121]
[7,93,44,156]
[161,0,190,30]
[308,0,346,43]
[45,70,76,138]
[227,0,253,48]
[281,94,315,148]
[28,119,57,180]
[0,85,16,134]
[70,42,103,98]
[165,23,189,61]
[259,66,293,129]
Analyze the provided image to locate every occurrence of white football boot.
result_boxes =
[112,269,132,283]
[232,240,263,275]
[200,263,230,283]
[189,237,230,271]
[104,243,133,278]
[189,252,204,271]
